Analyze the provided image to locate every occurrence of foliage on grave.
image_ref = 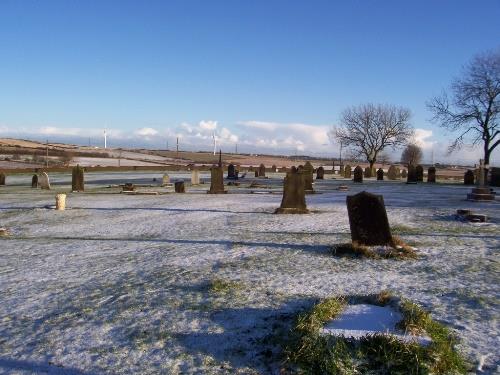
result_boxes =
[283,292,468,374]
[331,236,417,260]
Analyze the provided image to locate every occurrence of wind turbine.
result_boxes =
[103,129,107,149]
[212,132,217,155]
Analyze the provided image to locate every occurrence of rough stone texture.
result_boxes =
[174,181,185,193]
[416,165,424,182]
[427,167,436,183]
[254,170,259,178]
[353,166,363,183]
[191,169,200,185]
[31,175,38,188]
[227,164,238,179]
[364,167,373,178]
[38,172,51,190]
[467,187,495,201]
[72,165,85,192]
[339,164,344,176]
[208,166,226,194]
[344,165,351,178]
[401,169,407,178]
[122,183,135,192]
[346,191,393,246]
[491,167,500,187]
[258,164,266,178]
[271,165,277,172]
[303,161,314,192]
[387,165,398,180]
[0,173,5,186]
[275,167,308,214]
[377,168,384,181]
[162,174,170,186]
[316,166,325,179]
[406,165,417,183]
[55,194,66,211]
[464,170,475,185]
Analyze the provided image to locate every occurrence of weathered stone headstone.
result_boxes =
[344,165,351,178]
[467,159,495,200]
[272,164,277,172]
[227,164,237,179]
[427,167,436,183]
[464,170,475,185]
[316,166,325,179]
[174,180,185,193]
[0,173,5,186]
[346,191,393,246]
[377,168,384,181]
[55,193,66,211]
[31,174,38,188]
[364,167,372,178]
[122,183,135,192]
[258,164,266,178]
[191,169,200,185]
[387,165,398,180]
[275,167,308,214]
[303,161,314,192]
[162,174,170,186]
[416,165,424,182]
[401,169,407,178]
[208,166,226,194]
[406,165,417,183]
[353,166,363,183]
[491,167,500,187]
[72,165,85,192]
[339,164,344,176]
[38,172,51,190]
[254,170,259,178]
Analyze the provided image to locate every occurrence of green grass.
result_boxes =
[332,237,418,260]
[283,292,468,374]
[207,278,243,295]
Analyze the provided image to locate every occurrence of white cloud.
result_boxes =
[135,127,159,137]
[414,128,434,149]
[199,120,217,131]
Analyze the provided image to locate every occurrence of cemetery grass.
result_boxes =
[0,174,498,374]
[284,292,467,374]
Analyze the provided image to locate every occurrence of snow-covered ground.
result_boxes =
[0,172,499,374]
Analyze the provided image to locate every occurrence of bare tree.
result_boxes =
[400,143,423,166]
[427,50,499,172]
[333,103,413,170]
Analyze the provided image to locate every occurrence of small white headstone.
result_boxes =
[162,174,170,186]
[191,169,200,185]
[39,172,51,190]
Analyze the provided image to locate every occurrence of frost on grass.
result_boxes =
[0,174,498,373]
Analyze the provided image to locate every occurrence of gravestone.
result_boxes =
[72,165,85,192]
[0,173,5,186]
[208,166,226,194]
[258,164,266,178]
[316,166,325,179]
[387,165,398,180]
[406,166,417,183]
[344,165,351,179]
[416,165,424,182]
[491,167,500,187]
[339,164,344,176]
[353,166,363,183]
[174,180,185,193]
[272,164,277,172]
[55,194,66,211]
[303,161,314,192]
[346,191,393,246]
[191,169,200,185]
[227,164,236,179]
[467,159,495,200]
[401,169,407,178]
[31,174,38,188]
[122,183,135,192]
[377,168,384,181]
[464,170,475,185]
[162,174,170,186]
[427,167,436,183]
[38,172,51,190]
[254,170,259,178]
[275,167,308,214]
[364,167,372,178]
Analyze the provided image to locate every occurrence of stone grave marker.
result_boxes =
[227,164,237,179]
[258,164,266,178]
[464,170,475,185]
[353,166,363,183]
[174,180,185,193]
[316,166,325,179]
[406,166,417,183]
[39,172,51,190]
[303,161,314,192]
[387,165,398,180]
[416,165,424,182]
[31,174,38,188]
[339,164,344,176]
[72,165,85,192]
[344,165,351,178]
[55,193,66,210]
[275,167,308,214]
[162,174,170,186]
[377,168,384,180]
[401,169,407,178]
[122,183,135,192]
[364,167,372,178]
[191,169,200,185]
[0,173,5,186]
[427,167,436,183]
[208,166,226,194]
[346,191,393,246]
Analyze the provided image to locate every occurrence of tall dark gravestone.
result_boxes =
[175,180,185,193]
[464,170,475,185]
[401,169,407,179]
[303,161,314,192]
[0,173,5,186]
[339,164,344,176]
[353,166,363,183]
[275,167,308,214]
[377,168,384,181]
[316,166,325,179]
[416,165,424,182]
[406,165,417,183]
[258,164,266,178]
[227,164,238,179]
[31,174,38,188]
[208,166,226,194]
[344,165,351,178]
[346,191,393,246]
[72,165,85,192]
[364,167,373,178]
[427,167,436,183]
[387,165,397,180]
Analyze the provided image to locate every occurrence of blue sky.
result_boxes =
[0,0,499,163]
